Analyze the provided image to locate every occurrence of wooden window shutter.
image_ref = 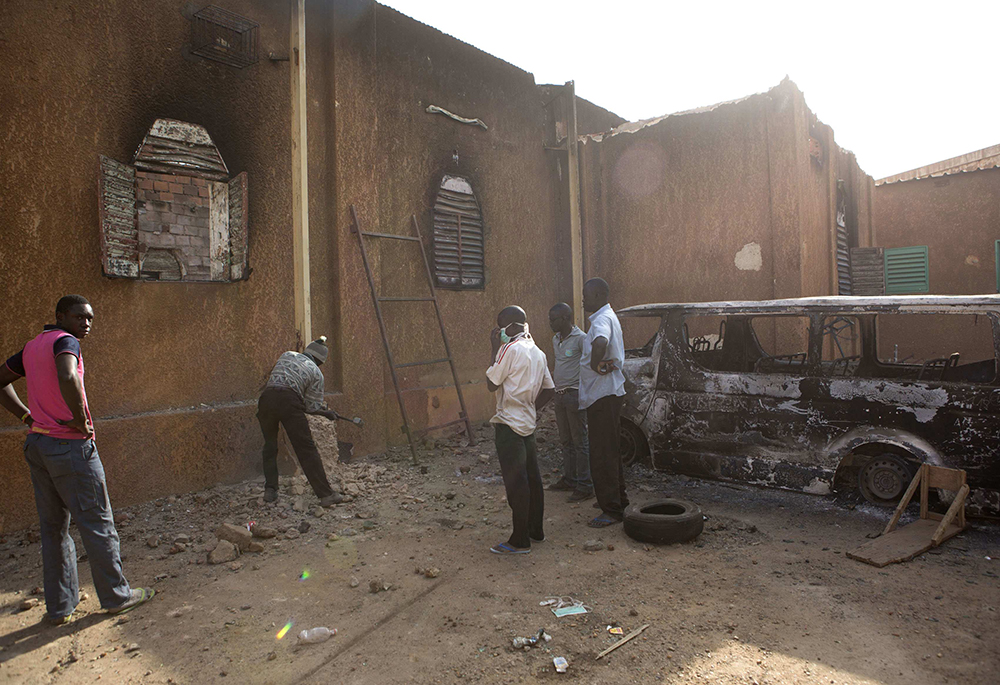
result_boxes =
[433,175,484,289]
[98,155,140,278]
[228,172,249,280]
[884,246,929,295]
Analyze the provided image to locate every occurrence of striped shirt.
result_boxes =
[265,351,325,412]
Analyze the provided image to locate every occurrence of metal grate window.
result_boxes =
[433,175,484,289]
[191,5,259,69]
[884,246,929,295]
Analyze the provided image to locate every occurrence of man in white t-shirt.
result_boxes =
[579,278,630,528]
[486,306,555,554]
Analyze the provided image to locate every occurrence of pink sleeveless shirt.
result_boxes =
[22,329,92,439]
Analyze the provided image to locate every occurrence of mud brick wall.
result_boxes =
[136,171,213,280]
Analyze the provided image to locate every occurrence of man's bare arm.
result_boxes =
[0,366,31,426]
[589,336,609,372]
[55,354,93,437]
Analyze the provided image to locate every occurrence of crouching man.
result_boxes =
[258,336,343,507]
[486,306,555,554]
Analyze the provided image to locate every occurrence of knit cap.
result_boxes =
[304,335,328,364]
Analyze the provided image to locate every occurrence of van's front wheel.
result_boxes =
[858,453,917,506]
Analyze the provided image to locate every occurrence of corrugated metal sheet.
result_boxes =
[133,118,229,181]
[877,144,1000,185]
[850,247,885,296]
[228,172,249,280]
[884,246,929,295]
[433,175,484,289]
[98,155,139,278]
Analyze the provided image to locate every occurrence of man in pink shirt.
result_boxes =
[0,295,153,623]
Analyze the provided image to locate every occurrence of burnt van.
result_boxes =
[617,296,1000,515]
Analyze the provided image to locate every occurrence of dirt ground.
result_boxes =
[1,409,998,684]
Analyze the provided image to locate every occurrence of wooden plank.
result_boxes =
[848,519,963,567]
[932,484,969,546]
[209,181,230,281]
[596,624,650,660]
[565,81,584,329]
[925,465,966,492]
[290,0,311,345]
[883,468,922,535]
[919,463,929,520]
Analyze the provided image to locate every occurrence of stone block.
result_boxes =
[153,181,169,192]
[183,184,200,196]
[169,183,184,194]
[216,523,253,551]
[169,225,184,235]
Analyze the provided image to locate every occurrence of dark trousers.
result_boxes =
[494,423,544,548]
[257,387,334,499]
[553,389,591,492]
[586,394,629,519]
[24,434,132,618]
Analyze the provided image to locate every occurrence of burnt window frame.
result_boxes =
[871,311,999,385]
[431,175,485,291]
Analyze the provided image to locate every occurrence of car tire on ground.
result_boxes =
[623,498,704,544]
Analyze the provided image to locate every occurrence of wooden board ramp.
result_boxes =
[848,464,969,568]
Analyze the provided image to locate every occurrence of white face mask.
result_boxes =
[500,322,529,344]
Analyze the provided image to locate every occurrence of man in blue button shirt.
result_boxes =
[547,303,593,502]
[579,278,629,528]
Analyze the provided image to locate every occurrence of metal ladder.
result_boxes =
[350,205,476,463]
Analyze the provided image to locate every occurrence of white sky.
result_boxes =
[382,0,999,180]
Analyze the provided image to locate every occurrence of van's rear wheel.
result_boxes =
[858,453,917,506]
[620,421,649,467]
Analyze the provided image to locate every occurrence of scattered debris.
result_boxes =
[124,643,141,653]
[292,497,306,513]
[167,605,194,618]
[596,623,650,660]
[349,576,360,588]
[512,629,552,650]
[19,598,40,611]
[216,523,253,551]
[369,580,390,594]
[583,540,605,552]
[311,507,325,518]
[208,540,239,565]
[297,521,311,534]
[250,524,277,539]
[146,535,161,549]
[553,656,569,673]
[298,627,336,644]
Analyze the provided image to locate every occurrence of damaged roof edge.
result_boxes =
[619,294,1000,317]
[876,143,1000,186]
[580,78,794,144]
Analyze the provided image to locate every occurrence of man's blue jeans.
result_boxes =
[553,389,592,493]
[24,433,131,618]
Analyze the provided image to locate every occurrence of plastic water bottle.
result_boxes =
[298,627,336,644]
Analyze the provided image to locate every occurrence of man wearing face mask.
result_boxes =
[485,306,555,554]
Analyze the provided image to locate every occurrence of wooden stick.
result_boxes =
[932,484,969,546]
[884,468,923,535]
[596,623,650,660]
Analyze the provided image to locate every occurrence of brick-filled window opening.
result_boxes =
[98,119,249,283]
[433,175,484,289]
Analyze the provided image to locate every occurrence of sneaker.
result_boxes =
[546,479,574,492]
[319,492,345,508]
[567,489,595,503]
[107,588,155,615]
[263,487,278,503]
